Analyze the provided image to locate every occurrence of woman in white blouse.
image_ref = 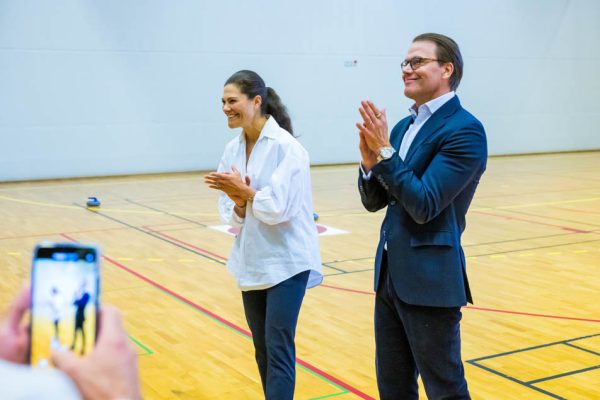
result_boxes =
[204,70,322,400]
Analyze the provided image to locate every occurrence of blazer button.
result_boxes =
[390,200,397,206]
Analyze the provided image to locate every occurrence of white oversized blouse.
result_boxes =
[217,116,323,291]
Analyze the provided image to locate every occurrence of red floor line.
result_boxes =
[320,284,375,295]
[472,210,592,234]
[465,306,600,323]
[60,233,374,400]
[321,282,600,324]
[143,226,228,261]
[0,226,127,241]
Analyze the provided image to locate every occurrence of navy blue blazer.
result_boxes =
[358,96,487,307]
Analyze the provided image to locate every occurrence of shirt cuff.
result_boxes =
[359,163,373,180]
[231,209,245,225]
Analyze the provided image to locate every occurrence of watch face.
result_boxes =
[380,147,394,159]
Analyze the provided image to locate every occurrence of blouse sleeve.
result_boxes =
[216,148,245,227]
[251,144,307,226]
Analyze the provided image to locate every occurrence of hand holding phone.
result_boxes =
[52,306,141,400]
[29,242,100,367]
[0,286,31,364]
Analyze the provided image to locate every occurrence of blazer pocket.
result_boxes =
[410,231,455,247]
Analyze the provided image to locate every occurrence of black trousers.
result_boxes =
[375,256,470,400]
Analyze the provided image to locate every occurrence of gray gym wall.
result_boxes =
[1,0,599,181]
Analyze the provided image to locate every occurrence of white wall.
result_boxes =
[1,0,599,181]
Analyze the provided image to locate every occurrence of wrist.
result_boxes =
[361,160,375,173]
[376,146,395,162]
[246,189,256,203]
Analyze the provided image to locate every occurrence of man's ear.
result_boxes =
[442,62,454,80]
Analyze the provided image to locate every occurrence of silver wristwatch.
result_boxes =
[376,146,396,162]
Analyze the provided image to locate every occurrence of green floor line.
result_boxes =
[308,389,350,400]
[129,335,154,356]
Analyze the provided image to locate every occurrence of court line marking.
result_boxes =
[0,226,129,241]
[508,208,600,228]
[467,332,600,399]
[0,194,217,216]
[69,205,226,265]
[471,196,600,212]
[319,284,600,324]
[129,335,154,356]
[144,226,227,261]
[60,233,374,400]
[472,210,592,234]
[125,199,209,228]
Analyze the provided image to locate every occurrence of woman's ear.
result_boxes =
[253,95,262,110]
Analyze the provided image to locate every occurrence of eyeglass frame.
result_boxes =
[401,57,447,71]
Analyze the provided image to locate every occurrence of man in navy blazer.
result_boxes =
[356,33,487,399]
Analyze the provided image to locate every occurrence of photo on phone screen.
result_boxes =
[30,242,100,367]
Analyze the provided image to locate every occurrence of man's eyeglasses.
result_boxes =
[401,57,443,71]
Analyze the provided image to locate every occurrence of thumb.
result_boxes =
[51,348,78,371]
[5,286,30,332]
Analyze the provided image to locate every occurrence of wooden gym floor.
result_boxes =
[0,151,599,399]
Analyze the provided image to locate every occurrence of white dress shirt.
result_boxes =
[217,116,323,291]
[399,91,456,160]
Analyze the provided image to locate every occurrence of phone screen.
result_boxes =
[30,243,100,367]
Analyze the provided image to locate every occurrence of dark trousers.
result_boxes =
[242,270,309,400]
[375,258,470,400]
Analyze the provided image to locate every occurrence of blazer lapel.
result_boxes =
[391,117,413,151]
[404,96,462,164]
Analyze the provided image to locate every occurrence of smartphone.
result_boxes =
[29,242,101,367]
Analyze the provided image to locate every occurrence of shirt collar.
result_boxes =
[409,91,455,119]
[237,115,281,142]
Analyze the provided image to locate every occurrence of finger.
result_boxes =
[356,122,368,133]
[366,101,382,118]
[51,346,78,370]
[245,176,251,186]
[356,122,368,134]
[358,106,373,125]
[95,305,126,346]
[204,176,221,187]
[5,286,31,332]
[362,100,379,122]
[204,180,220,189]
[231,165,239,173]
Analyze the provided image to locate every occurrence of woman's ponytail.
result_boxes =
[264,87,293,135]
